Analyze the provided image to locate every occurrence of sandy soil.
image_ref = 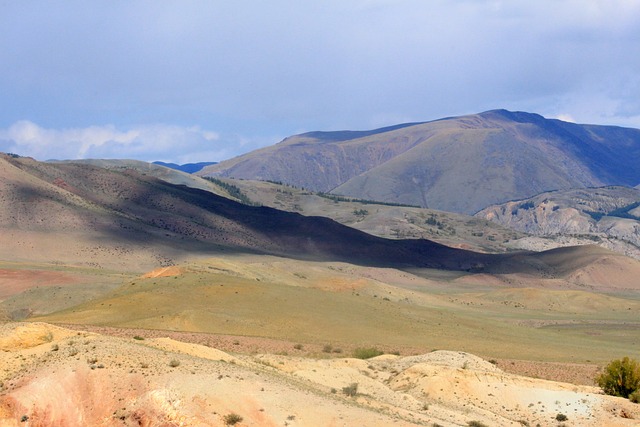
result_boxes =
[1,322,639,427]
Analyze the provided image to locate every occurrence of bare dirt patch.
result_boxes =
[0,268,80,299]
[141,266,184,279]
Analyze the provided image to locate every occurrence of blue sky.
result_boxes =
[1,1,639,163]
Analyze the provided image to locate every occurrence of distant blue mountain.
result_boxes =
[153,161,217,174]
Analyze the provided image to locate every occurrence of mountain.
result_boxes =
[0,153,486,271]
[199,110,640,214]
[152,160,216,173]
[476,186,640,259]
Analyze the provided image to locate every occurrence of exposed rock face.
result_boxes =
[477,186,640,258]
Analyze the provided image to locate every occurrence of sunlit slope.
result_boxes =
[201,109,640,214]
[35,255,640,363]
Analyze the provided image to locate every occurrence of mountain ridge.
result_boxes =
[199,110,640,214]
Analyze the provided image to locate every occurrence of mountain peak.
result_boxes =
[199,110,640,214]
[479,109,547,124]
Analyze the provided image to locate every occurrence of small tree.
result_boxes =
[596,357,640,398]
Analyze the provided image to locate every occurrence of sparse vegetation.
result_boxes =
[342,382,358,397]
[223,413,243,425]
[555,413,568,421]
[596,357,640,399]
[353,347,383,359]
[203,177,258,206]
[316,192,419,208]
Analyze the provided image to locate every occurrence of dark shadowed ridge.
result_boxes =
[0,154,490,271]
[3,153,639,285]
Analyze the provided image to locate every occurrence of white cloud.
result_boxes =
[554,114,576,123]
[0,121,228,163]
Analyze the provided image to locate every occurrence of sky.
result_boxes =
[1,0,639,163]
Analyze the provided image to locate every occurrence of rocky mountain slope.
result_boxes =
[199,109,640,214]
[476,186,640,259]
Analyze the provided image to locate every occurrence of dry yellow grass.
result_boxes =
[31,255,640,364]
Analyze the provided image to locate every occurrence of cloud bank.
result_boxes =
[0,121,230,163]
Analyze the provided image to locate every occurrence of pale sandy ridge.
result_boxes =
[1,323,639,427]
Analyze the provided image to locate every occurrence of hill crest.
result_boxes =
[199,110,640,214]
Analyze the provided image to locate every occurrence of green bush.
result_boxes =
[630,389,640,404]
[596,357,640,398]
[353,347,383,359]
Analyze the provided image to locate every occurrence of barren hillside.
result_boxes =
[200,110,640,214]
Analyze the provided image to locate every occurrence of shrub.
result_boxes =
[630,389,640,404]
[133,335,144,341]
[169,359,181,367]
[467,421,488,427]
[555,413,568,421]
[322,344,333,353]
[596,357,640,398]
[342,383,358,397]
[293,343,303,350]
[353,347,383,359]
[223,413,243,425]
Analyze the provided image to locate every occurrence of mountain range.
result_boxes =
[199,109,640,215]
[152,161,216,173]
